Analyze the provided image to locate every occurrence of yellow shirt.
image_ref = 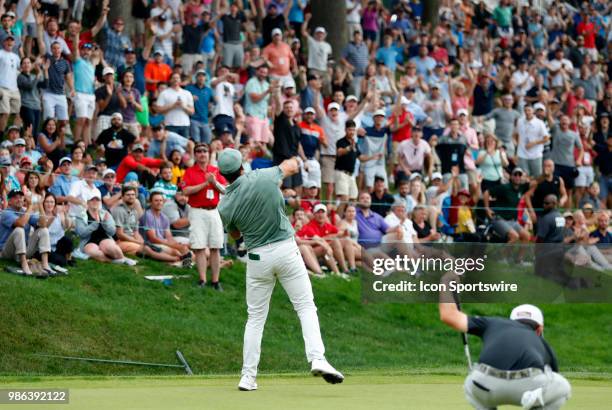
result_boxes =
[455,206,475,234]
[171,165,185,185]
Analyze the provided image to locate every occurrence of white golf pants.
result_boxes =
[242,237,325,377]
[464,365,571,410]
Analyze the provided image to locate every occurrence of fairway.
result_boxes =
[1,374,611,410]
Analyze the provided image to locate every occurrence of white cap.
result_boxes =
[59,156,72,164]
[314,27,326,35]
[102,169,116,177]
[86,190,102,201]
[431,172,443,180]
[102,66,115,76]
[409,172,422,181]
[150,8,163,18]
[510,304,544,326]
[400,96,410,106]
[346,95,358,103]
[533,102,546,112]
[111,112,123,121]
[14,138,25,146]
[457,108,469,117]
[374,109,386,117]
[304,107,316,114]
[313,203,327,213]
[282,78,296,89]
[327,102,341,111]
[271,28,282,37]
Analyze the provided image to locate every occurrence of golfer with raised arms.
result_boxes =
[217,149,344,391]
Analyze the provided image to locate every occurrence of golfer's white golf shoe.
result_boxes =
[238,374,258,391]
[310,358,344,384]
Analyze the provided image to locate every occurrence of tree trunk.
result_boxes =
[310,0,347,62]
[109,0,136,35]
[423,0,440,32]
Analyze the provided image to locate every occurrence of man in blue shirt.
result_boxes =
[0,190,52,276]
[49,156,77,204]
[590,212,612,244]
[72,36,96,146]
[186,70,214,144]
[355,191,401,249]
[410,45,436,80]
[375,34,400,73]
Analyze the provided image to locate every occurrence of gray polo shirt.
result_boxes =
[549,124,582,167]
[486,108,520,149]
[536,209,565,243]
[111,202,139,236]
[162,200,190,238]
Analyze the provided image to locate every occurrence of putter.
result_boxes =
[452,292,473,371]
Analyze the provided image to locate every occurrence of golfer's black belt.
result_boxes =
[477,363,543,380]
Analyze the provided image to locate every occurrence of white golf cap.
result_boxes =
[59,156,72,164]
[327,102,340,111]
[346,95,358,103]
[533,102,546,112]
[86,190,102,201]
[314,26,326,34]
[102,169,116,177]
[14,138,25,146]
[282,78,296,89]
[304,107,316,114]
[102,66,115,76]
[409,172,422,181]
[510,304,544,326]
[150,8,163,18]
[374,109,386,117]
[271,28,282,37]
[111,112,123,121]
[457,108,469,117]
[431,172,443,180]
[313,203,327,213]
[400,96,410,106]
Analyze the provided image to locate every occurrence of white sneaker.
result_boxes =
[122,258,138,266]
[238,374,258,391]
[311,358,344,384]
[521,387,544,409]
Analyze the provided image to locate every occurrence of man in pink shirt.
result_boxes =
[457,109,480,190]
[262,28,296,83]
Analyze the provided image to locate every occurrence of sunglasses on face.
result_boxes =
[195,149,209,153]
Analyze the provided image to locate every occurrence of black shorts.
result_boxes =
[554,164,577,190]
[282,172,303,189]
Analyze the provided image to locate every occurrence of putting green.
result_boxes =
[1,374,610,409]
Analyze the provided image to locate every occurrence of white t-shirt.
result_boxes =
[516,116,548,160]
[157,87,194,127]
[511,70,532,97]
[212,81,236,118]
[0,49,20,91]
[152,20,174,59]
[384,213,418,244]
[68,181,101,217]
[547,58,573,88]
[17,0,36,23]
[346,0,362,24]
[307,36,332,72]
[320,113,347,156]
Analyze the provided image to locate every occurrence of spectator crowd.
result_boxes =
[0,0,611,282]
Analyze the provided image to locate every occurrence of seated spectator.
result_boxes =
[140,190,191,265]
[75,192,136,265]
[564,210,611,272]
[355,191,402,249]
[22,170,45,207]
[37,118,67,169]
[66,164,101,217]
[116,143,164,187]
[590,211,612,245]
[41,193,75,267]
[300,181,320,216]
[294,208,343,277]
[0,189,52,275]
[48,156,77,204]
[162,188,191,245]
[412,204,442,243]
[99,169,122,210]
[169,149,186,185]
[152,162,178,200]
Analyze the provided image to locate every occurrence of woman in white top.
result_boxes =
[42,193,75,267]
[22,171,45,210]
[476,133,508,193]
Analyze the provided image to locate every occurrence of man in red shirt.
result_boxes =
[576,9,597,58]
[116,144,164,186]
[299,182,321,216]
[297,204,355,276]
[182,143,227,290]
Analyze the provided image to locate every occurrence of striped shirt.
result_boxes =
[103,23,132,68]
[341,41,369,77]
[46,55,71,95]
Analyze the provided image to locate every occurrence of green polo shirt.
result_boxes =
[218,166,294,250]
[489,182,529,221]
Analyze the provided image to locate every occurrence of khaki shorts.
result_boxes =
[335,170,358,199]
[0,87,21,114]
[189,208,224,250]
[321,155,336,184]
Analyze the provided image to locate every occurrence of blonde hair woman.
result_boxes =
[476,133,508,193]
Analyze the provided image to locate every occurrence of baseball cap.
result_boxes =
[111,112,123,121]
[305,181,318,189]
[85,164,97,172]
[271,28,282,37]
[218,148,242,175]
[346,95,358,103]
[457,109,469,117]
[533,102,546,112]
[102,169,116,177]
[150,9,164,18]
[409,172,422,181]
[95,157,107,166]
[102,66,115,76]
[304,107,316,115]
[431,83,440,90]
[0,155,11,166]
[124,47,135,54]
[457,189,470,198]
[374,109,386,117]
[14,138,25,146]
[431,172,443,181]
[124,172,139,183]
[59,156,72,165]
[314,27,326,35]
[327,102,341,111]
[3,34,14,41]
[282,78,296,89]
[510,304,544,327]
[86,191,102,201]
[195,69,207,77]
[132,143,144,152]
[512,167,525,175]
[7,189,24,198]
[19,156,32,165]
[8,125,20,132]
[0,140,12,148]
[563,211,574,218]
[313,203,327,213]
[153,49,164,56]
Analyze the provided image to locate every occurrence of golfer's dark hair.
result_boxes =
[222,166,243,184]
[516,319,539,330]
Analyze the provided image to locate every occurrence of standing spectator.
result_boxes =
[186,69,214,144]
[298,106,327,188]
[219,2,246,69]
[360,110,391,190]
[102,15,132,69]
[515,105,550,178]
[525,159,568,223]
[37,118,67,169]
[42,18,71,57]
[18,57,45,133]
[150,8,174,62]
[423,85,452,140]
[550,115,583,209]
[595,135,612,209]
[0,11,23,55]
[182,143,227,290]
[263,28,296,84]
[0,35,21,133]
[341,30,369,97]
[485,94,520,155]
[144,49,172,94]
[244,65,273,146]
[71,36,96,146]
[117,70,143,138]
[272,83,302,192]
[261,3,287,47]
[94,66,121,139]
[154,72,195,139]
[302,14,332,96]
[211,65,238,137]
[0,190,52,276]
[181,11,207,75]
[41,41,74,128]
[75,192,135,265]
[96,113,137,170]
[476,133,509,193]
[334,120,362,213]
